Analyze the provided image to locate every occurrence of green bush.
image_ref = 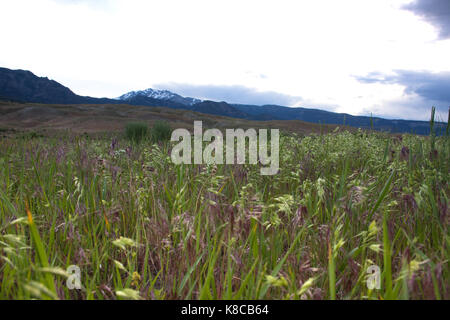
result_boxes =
[125,122,149,143]
[150,121,172,143]
[19,131,44,139]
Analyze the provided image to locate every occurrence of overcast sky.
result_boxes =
[1,0,449,120]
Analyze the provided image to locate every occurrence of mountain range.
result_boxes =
[0,67,446,135]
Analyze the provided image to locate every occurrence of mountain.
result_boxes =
[191,100,249,118]
[117,89,250,119]
[0,67,249,120]
[0,67,118,105]
[232,104,442,135]
[0,67,446,135]
[119,88,201,106]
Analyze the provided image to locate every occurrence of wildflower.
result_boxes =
[131,272,141,288]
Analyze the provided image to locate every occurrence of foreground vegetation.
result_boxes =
[0,126,448,300]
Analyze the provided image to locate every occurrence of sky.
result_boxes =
[0,0,449,121]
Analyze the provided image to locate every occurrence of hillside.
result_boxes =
[0,101,340,135]
[0,67,447,135]
[0,67,117,105]
[232,104,445,135]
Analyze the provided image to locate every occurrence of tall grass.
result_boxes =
[125,122,149,143]
[150,121,172,143]
[0,126,448,300]
[430,106,436,151]
[446,107,449,137]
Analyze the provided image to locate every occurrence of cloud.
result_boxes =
[153,83,303,107]
[355,70,450,119]
[50,0,112,10]
[356,70,450,102]
[402,0,450,39]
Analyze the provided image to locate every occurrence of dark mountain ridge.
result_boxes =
[0,67,117,105]
[0,67,446,135]
[232,104,443,135]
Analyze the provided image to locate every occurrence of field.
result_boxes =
[0,107,448,300]
[0,101,340,135]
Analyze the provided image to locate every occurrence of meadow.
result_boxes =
[0,122,448,300]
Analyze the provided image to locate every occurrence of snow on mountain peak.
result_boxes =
[118,88,201,106]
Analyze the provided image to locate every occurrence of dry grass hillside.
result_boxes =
[0,101,343,135]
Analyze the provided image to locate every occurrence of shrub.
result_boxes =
[20,131,44,139]
[125,122,149,143]
[150,121,172,143]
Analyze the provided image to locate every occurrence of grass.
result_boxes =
[0,125,448,300]
[150,121,172,143]
[125,122,149,143]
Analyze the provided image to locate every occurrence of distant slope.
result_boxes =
[115,94,189,109]
[0,67,118,105]
[191,100,250,118]
[118,91,250,119]
[0,67,446,135]
[232,104,443,135]
[0,101,338,136]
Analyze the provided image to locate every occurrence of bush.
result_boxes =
[20,131,44,139]
[150,121,172,143]
[125,122,149,143]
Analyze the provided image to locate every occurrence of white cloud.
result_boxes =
[154,83,303,106]
[0,0,449,120]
